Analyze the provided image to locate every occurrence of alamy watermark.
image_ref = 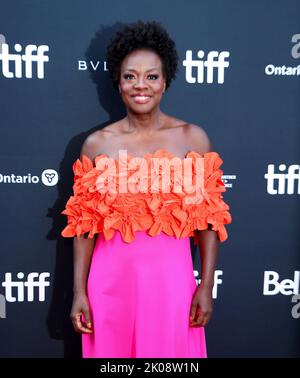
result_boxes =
[94,149,205,204]
[291,294,300,319]
[0,294,6,318]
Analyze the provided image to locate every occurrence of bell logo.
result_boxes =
[1,272,50,302]
[263,271,300,295]
[0,34,49,79]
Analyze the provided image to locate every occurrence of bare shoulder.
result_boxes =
[80,122,119,161]
[80,133,100,161]
[184,123,212,153]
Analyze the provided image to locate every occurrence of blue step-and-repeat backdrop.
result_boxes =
[0,0,299,357]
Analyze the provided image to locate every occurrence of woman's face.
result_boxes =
[118,49,166,113]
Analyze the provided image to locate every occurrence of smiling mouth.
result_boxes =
[132,95,152,104]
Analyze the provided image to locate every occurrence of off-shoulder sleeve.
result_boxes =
[61,151,232,244]
[60,155,101,240]
[192,151,232,244]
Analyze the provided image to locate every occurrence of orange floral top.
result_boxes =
[60,149,232,245]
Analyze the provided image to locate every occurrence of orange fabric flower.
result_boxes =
[61,149,232,243]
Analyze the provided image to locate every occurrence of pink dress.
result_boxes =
[61,149,231,358]
[82,230,206,358]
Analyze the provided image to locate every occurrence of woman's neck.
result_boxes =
[124,108,165,134]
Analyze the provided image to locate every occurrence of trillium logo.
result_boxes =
[41,169,59,186]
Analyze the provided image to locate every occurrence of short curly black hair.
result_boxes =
[106,20,179,91]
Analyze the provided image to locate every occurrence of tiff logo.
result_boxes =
[183,50,230,84]
[0,34,49,79]
[1,272,50,302]
[264,164,300,194]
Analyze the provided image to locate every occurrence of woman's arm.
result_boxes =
[186,123,220,327]
[197,228,219,289]
[73,235,95,294]
[189,229,219,327]
[69,134,100,333]
[70,234,96,333]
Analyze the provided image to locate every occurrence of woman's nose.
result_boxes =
[134,76,148,89]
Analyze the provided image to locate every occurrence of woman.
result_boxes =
[61,20,231,358]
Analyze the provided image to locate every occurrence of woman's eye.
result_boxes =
[123,74,134,80]
[123,73,158,80]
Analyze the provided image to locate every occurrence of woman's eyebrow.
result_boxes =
[124,68,159,72]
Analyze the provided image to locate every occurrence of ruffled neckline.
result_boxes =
[84,148,220,167]
[61,148,231,244]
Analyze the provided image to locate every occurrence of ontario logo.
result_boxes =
[0,169,59,186]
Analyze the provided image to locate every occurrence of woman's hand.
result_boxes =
[189,285,213,327]
[70,292,93,334]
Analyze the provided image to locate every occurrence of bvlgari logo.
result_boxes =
[78,60,108,72]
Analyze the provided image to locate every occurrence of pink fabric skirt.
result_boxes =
[82,230,207,358]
